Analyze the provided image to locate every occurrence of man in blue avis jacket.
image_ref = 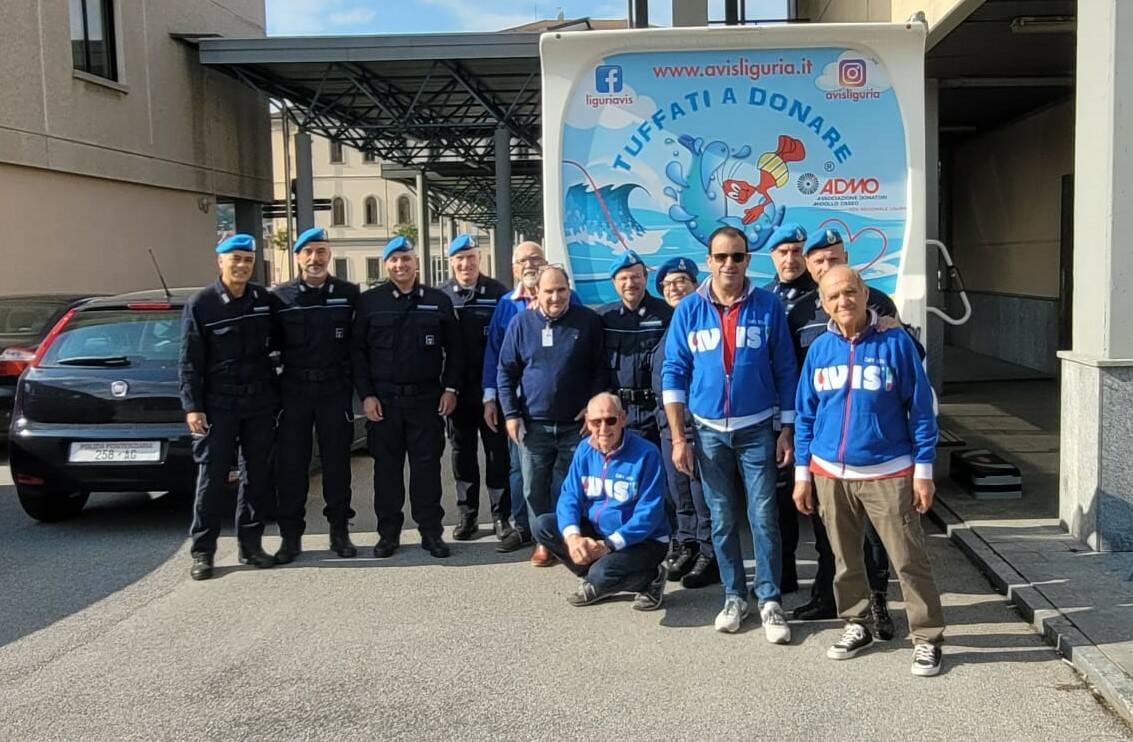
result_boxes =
[534,392,669,610]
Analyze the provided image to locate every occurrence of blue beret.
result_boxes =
[293,227,328,253]
[383,236,413,260]
[804,228,844,254]
[655,257,700,293]
[447,233,477,257]
[216,234,256,254]
[609,249,646,279]
[767,223,808,251]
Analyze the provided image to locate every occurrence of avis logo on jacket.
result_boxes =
[661,278,798,431]
[556,431,669,551]
[793,312,938,481]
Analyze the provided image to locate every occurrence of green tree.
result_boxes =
[393,223,418,243]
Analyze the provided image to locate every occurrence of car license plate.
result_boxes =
[68,441,161,463]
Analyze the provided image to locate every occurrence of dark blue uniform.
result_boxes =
[271,276,360,540]
[352,282,464,542]
[441,274,511,528]
[788,283,896,608]
[179,279,278,557]
[598,294,672,445]
[765,272,817,592]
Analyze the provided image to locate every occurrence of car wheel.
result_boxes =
[16,484,90,522]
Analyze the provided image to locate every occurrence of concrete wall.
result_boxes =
[0,0,271,202]
[797,0,891,22]
[0,164,218,294]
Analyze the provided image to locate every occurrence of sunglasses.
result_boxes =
[709,252,749,264]
[587,416,619,427]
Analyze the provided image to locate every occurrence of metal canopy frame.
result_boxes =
[198,33,545,235]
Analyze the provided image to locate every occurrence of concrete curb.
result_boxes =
[928,496,1133,728]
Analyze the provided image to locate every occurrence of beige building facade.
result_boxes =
[0,0,272,294]
[267,115,494,288]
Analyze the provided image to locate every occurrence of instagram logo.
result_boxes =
[838,59,867,88]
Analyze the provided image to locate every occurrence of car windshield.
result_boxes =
[39,309,182,368]
[0,298,74,343]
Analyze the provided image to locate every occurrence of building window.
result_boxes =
[333,258,349,279]
[329,141,344,164]
[331,197,347,226]
[366,257,383,286]
[70,0,117,81]
[364,196,381,226]
[396,195,413,225]
[363,151,378,163]
[430,209,440,225]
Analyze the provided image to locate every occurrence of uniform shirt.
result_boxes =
[179,279,277,417]
[793,311,937,482]
[440,274,508,396]
[788,285,897,365]
[351,281,464,400]
[271,276,360,396]
[497,303,607,423]
[598,294,672,430]
[765,273,818,314]
[556,430,669,550]
[662,278,798,432]
[650,327,694,437]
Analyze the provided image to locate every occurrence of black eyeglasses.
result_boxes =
[709,252,749,264]
[587,416,619,427]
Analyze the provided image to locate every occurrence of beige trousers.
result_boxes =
[814,474,945,645]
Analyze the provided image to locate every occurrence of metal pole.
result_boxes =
[416,170,431,285]
[629,0,649,27]
[493,126,513,283]
[724,0,740,25]
[294,130,314,234]
[281,104,294,282]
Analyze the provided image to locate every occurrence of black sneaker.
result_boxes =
[870,591,895,641]
[680,554,721,589]
[633,564,668,611]
[826,622,873,660]
[911,643,942,677]
[665,542,697,582]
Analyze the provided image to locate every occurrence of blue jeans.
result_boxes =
[508,439,530,537]
[694,418,781,606]
[519,420,581,518]
[534,514,667,595]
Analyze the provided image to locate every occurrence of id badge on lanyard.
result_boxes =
[542,325,554,348]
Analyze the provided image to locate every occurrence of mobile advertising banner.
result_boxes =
[540,24,927,330]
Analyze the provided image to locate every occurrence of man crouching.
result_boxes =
[534,392,670,611]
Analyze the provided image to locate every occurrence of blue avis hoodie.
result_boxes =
[794,312,938,482]
[662,278,798,431]
[556,431,669,550]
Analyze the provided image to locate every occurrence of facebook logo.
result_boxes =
[595,65,623,93]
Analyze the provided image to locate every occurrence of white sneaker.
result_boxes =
[760,601,792,644]
[714,596,750,633]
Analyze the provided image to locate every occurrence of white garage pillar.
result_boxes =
[1059,0,1133,551]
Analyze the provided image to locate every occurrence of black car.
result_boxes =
[0,294,102,441]
[8,288,367,522]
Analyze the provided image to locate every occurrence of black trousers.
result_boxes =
[811,508,890,601]
[534,513,667,596]
[275,391,355,537]
[660,432,712,554]
[367,395,445,541]
[189,410,275,556]
[776,465,800,583]
[448,395,510,519]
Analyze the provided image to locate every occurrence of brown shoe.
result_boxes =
[530,544,556,567]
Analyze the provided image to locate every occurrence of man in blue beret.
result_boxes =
[764,222,813,595]
[439,234,512,542]
[650,257,719,589]
[352,236,465,558]
[786,226,899,635]
[179,234,278,580]
[270,227,361,564]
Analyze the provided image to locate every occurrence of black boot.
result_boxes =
[373,536,399,558]
[665,542,698,582]
[190,553,214,581]
[238,544,276,569]
[329,523,357,558]
[421,533,451,558]
[870,591,895,640]
[274,535,302,565]
[452,513,479,541]
[792,596,837,620]
[680,554,721,589]
[493,518,511,540]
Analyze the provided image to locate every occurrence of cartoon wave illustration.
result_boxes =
[563,182,647,248]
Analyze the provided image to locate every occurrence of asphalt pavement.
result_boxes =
[0,450,1130,741]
